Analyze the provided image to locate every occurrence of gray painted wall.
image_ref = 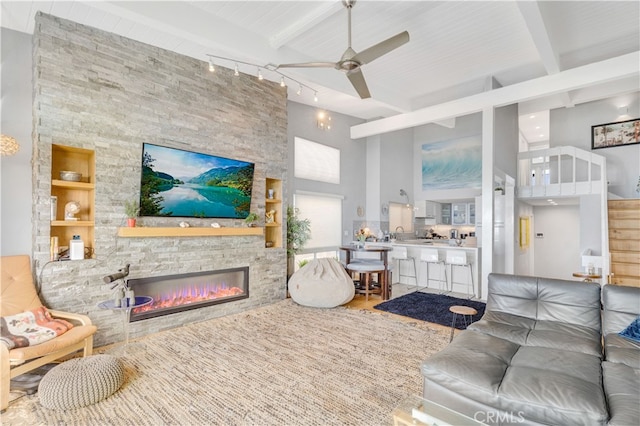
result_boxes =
[1,28,33,257]
[31,13,287,347]
[286,101,366,242]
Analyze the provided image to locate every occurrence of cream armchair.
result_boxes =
[1,255,97,412]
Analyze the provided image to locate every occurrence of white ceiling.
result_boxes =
[2,1,639,143]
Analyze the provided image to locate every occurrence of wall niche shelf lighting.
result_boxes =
[265,178,283,248]
[51,144,95,259]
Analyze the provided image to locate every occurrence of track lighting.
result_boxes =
[205,53,319,100]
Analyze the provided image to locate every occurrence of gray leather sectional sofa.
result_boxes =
[421,273,640,426]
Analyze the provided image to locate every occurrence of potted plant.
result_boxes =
[286,206,311,277]
[124,199,139,227]
[244,212,259,227]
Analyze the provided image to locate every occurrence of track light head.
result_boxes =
[234,63,239,76]
[208,59,215,72]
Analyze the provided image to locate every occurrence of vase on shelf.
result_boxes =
[127,218,136,227]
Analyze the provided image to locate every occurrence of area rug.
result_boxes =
[373,292,485,329]
[1,299,449,426]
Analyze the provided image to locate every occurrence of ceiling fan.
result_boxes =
[277,0,410,99]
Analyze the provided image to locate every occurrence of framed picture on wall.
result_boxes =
[591,118,640,150]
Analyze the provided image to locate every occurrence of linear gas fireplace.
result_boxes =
[127,267,249,322]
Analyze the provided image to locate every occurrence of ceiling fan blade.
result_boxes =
[277,62,337,69]
[347,68,371,99]
[352,31,410,65]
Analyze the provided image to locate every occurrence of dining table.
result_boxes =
[339,244,393,300]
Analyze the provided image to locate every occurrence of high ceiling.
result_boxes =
[2,1,639,142]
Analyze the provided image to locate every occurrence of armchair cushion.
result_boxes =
[1,306,74,349]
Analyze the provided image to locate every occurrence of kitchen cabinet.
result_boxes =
[415,201,441,224]
[452,202,475,225]
[440,203,452,225]
[452,203,467,225]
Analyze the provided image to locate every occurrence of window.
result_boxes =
[294,137,340,184]
[293,192,343,271]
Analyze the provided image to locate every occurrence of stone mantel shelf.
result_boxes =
[117,227,264,238]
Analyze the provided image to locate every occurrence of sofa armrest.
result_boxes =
[48,309,93,326]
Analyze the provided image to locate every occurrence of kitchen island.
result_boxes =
[363,240,482,300]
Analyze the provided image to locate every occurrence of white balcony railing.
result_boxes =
[517,146,606,198]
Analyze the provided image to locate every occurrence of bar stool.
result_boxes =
[346,262,385,302]
[419,248,448,293]
[446,250,475,299]
[391,246,417,289]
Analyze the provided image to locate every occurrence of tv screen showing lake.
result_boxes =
[139,143,255,219]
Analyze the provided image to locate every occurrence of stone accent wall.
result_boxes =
[32,13,288,347]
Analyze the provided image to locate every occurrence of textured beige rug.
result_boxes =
[2,300,448,425]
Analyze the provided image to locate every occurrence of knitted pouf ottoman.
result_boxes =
[38,355,125,410]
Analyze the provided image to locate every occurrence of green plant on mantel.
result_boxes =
[244,212,259,226]
[124,199,139,218]
[286,206,311,259]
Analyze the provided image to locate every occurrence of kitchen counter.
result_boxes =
[393,239,477,249]
[361,241,483,299]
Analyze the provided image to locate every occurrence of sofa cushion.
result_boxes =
[421,330,520,399]
[467,311,535,345]
[500,346,607,425]
[526,319,602,357]
[422,331,608,426]
[604,333,640,369]
[602,284,640,336]
[468,311,602,357]
[603,361,640,426]
[486,274,601,333]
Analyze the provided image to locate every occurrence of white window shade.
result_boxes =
[294,193,342,249]
[294,137,340,184]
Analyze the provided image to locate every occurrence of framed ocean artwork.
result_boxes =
[421,137,482,191]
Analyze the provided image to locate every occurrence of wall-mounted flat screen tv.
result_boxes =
[139,143,255,219]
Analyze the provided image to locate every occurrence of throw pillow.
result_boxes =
[619,316,640,343]
[0,306,74,349]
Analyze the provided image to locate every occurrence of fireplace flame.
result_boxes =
[132,281,244,315]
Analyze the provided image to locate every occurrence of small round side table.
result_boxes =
[449,305,478,342]
[572,272,602,282]
[98,296,153,353]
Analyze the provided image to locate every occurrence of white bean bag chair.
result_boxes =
[288,258,355,308]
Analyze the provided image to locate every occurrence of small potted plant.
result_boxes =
[244,212,259,227]
[124,199,139,227]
